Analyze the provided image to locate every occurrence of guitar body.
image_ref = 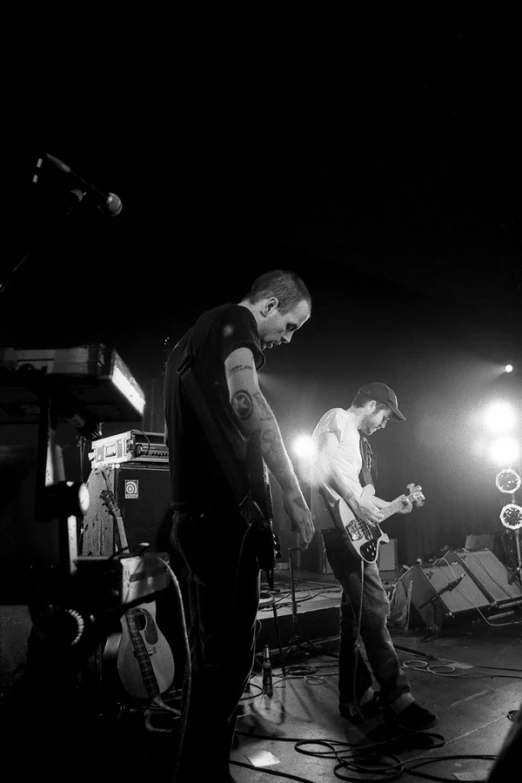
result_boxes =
[335,486,389,563]
[106,602,175,701]
[333,483,425,564]
[99,487,175,702]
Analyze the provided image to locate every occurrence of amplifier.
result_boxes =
[81,463,172,556]
[89,430,168,468]
[379,539,398,580]
[445,548,522,608]
[398,562,492,631]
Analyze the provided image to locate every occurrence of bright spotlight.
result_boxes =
[490,436,520,466]
[505,364,514,373]
[484,402,517,433]
[500,503,522,530]
[293,435,315,458]
[496,468,522,494]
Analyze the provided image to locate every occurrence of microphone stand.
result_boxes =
[283,547,320,664]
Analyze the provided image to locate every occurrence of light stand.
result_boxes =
[497,467,522,586]
[508,528,522,585]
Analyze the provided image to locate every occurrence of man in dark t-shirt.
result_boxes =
[165,302,265,512]
[165,270,315,783]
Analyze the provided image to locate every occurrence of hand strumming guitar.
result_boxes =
[347,492,384,524]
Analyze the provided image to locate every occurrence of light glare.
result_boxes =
[293,435,315,458]
[489,436,520,466]
[484,402,517,433]
[505,365,513,373]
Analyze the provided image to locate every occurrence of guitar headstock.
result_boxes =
[100,488,118,514]
[406,483,426,508]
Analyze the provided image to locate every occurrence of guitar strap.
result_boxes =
[359,435,374,488]
[176,354,277,585]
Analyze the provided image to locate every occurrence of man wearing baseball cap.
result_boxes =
[310,382,437,731]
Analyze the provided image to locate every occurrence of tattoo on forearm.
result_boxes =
[228,364,254,374]
[253,391,273,421]
[232,390,254,420]
[251,427,294,477]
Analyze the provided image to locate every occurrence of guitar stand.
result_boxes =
[132,696,180,734]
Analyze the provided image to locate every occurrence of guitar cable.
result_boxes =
[349,559,367,724]
[153,555,191,781]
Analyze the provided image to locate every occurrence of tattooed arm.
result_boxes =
[225,347,315,545]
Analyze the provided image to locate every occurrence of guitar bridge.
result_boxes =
[346,520,372,542]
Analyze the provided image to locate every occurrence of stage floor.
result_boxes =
[230,623,522,782]
[2,568,522,781]
[229,567,522,781]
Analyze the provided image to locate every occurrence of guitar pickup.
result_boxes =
[346,522,365,541]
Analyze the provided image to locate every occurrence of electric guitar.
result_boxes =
[333,483,425,563]
[100,488,176,710]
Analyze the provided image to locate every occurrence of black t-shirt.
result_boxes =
[164,304,266,510]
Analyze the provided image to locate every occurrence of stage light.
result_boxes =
[496,468,522,494]
[505,364,514,373]
[484,401,517,433]
[293,435,315,458]
[500,503,522,530]
[490,437,520,466]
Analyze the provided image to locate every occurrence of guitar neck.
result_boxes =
[381,495,408,521]
[126,610,160,697]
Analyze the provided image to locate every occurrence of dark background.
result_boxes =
[1,9,521,566]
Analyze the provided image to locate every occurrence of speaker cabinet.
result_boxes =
[445,548,522,609]
[81,464,172,556]
[378,538,398,580]
[398,562,492,630]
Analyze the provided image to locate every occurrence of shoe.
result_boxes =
[384,701,437,731]
[339,693,382,724]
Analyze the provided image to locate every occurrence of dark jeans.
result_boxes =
[322,528,410,707]
[171,507,260,782]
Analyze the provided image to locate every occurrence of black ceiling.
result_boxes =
[2,10,521,387]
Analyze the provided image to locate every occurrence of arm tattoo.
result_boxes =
[251,426,292,475]
[253,391,273,421]
[228,364,254,374]
[231,390,254,420]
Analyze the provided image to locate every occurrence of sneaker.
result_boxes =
[385,701,437,731]
[340,693,382,724]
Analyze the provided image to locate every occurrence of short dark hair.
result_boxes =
[351,392,389,412]
[244,270,311,314]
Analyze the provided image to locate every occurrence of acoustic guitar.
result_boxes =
[100,489,175,705]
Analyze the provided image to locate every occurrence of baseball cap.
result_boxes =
[357,382,406,422]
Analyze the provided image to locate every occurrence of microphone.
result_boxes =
[418,573,466,610]
[44,153,123,217]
